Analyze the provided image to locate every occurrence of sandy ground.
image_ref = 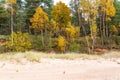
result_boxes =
[0,58,120,80]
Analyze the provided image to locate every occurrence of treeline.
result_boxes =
[0,0,120,53]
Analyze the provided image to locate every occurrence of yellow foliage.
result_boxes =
[57,36,67,52]
[118,22,120,28]
[65,23,79,40]
[106,17,111,21]
[91,24,97,33]
[6,32,31,52]
[110,25,118,34]
[30,7,49,32]
[52,1,71,28]
[80,0,99,21]
[50,19,59,31]
[6,0,16,4]
[100,0,116,17]
[106,6,116,17]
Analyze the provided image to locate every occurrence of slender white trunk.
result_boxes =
[11,3,14,44]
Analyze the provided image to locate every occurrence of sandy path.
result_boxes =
[0,58,120,80]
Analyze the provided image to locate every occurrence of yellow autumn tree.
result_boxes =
[30,7,49,49]
[80,0,99,53]
[52,1,71,30]
[80,0,99,21]
[30,7,49,33]
[52,1,73,52]
[100,0,116,37]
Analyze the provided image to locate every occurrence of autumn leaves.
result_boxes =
[30,2,78,52]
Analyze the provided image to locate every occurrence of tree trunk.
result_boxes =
[11,3,14,45]
[41,30,45,50]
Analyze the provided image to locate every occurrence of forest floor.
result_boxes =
[0,51,120,80]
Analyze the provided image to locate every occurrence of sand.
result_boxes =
[0,58,120,80]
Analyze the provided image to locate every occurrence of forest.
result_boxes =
[0,0,120,54]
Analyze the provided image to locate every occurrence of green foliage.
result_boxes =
[6,32,31,52]
[69,41,80,52]
[30,35,55,51]
[110,35,120,49]
[30,35,43,50]
[0,35,7,53]
[0,1,10,35]
[70,0,80,26]
[0,45,6,53]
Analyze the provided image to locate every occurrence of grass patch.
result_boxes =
[38,53,99,60]
[4,50,120,63]
[0,51,120,63]
[0,52,41,62]
[101,51,120,59]
[24,52,41,62]
[0,51,100,62]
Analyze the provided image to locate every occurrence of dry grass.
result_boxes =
[0,52,40,62]
[0,51,100,62]
[101,50,120,59]
[0,50,119,62]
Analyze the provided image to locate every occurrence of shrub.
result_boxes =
[30,35,55,51]
[0,45,6,53]
[57,36,67,52]
[110,25,118,35]
[6,32,31,52]
[69,41,80,52]
[30,35,43,50]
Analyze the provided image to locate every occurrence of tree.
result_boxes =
[24,0,41,33]
[70,0,80,26]
[52,1,81,52]
[5,0,17,44]
[30,7,49,49]
[52,1,71,32]
[0,0,10,34]
[15,0,26,32]
[98,0,116,37]
[77,0,99,53]
[40,0,53,18]
[113,0,120,35]
[25,0,53,33]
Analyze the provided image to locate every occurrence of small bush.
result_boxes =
[30,35,43,50]
[69,41,80,52]
[57,36,67,52]
[6,32,31,52]
[0,45,6,53]
[30,35,55,51]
